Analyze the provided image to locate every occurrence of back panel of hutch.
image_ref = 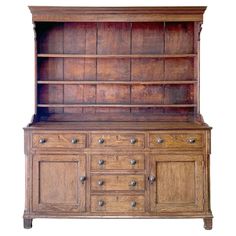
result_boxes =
[24,6,213,229]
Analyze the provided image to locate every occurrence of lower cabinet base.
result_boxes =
[24,126,213,230]
[23,213,213,230]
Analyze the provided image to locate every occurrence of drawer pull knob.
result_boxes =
[131,201,137,208]
[188,138,196,144]
[130,137,137,144]
[98,138,105,144]
[130,180,137,186]
[130,159,137,165]
[98,159,105,165]
[39,138,46,144]
[157,138,164,144]
[71,138,78,144]
[98,180,104,186]
[80,176,86,183]
[148,176,156,184]
[98,200,105,207]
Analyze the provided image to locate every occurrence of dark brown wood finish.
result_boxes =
[24,6,212,229]
[29,6,206,22]
[35,18,199,120]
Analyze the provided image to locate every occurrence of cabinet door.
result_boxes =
[33,154,86,212]
[150,154,204,212]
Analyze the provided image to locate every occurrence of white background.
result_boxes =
[0,0,235,235]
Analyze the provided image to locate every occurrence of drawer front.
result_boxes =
[32,133,86,148]
[91,175,145,191]
[91,195,144,212]
[149,132,203,149]
[89,133,145,148]
[91,154,145,171]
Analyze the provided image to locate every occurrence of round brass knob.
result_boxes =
[98,200,105,207]
[39,138,46,144]
[148,176,156,184]
[130,180,137,186]
[157,138,164,144]
[98,159,105,165]
[131,201,136,208]
[80,176,86,183]
[98,138,105,144]
[188,138,196,144]
[130,159,136,165]
[130,137,137,144]
[98,180,104,186]
[71,138,78,144]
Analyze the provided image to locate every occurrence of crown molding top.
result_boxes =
[29,6,207,22]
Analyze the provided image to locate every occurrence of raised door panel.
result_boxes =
[33,155,86,212]
[150,154,204,212]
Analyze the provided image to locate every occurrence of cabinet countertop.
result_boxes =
[25,121,211,131]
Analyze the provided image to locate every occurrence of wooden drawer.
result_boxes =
[32,133,86,149]
[91,175,145,191]
[149,132,203,149]
[89,133,145,148]
[91,154,145,171]
[91,195,144,212]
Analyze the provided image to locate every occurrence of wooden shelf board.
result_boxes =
[37,80,197,85]
[37,53,197,58]
[38,104,197,108]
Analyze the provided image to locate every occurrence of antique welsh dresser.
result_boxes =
[24,6,213,229]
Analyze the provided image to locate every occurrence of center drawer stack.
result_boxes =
[89,132,146,213]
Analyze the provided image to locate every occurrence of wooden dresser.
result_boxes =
[24,6,213,229]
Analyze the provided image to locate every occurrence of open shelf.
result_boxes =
[37,104,197,108]
[35,21,199,122]
[37,80,197,85]
[37,53,197,58]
